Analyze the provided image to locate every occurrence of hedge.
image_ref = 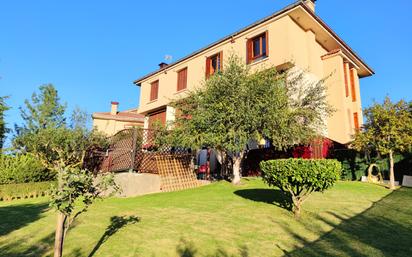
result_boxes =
[0,181,55,201]
[0,154,55,184]
[333,149,412,181]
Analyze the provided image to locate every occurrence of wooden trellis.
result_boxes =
[155,154,200,192]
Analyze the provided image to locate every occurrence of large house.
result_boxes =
[133,0,374,145]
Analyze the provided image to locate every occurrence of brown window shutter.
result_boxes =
[246,38,253,64]
[353,112,359,130]
[150,80,159,101]
[219,51,223,71]
[265,31,269,57]
[205,57,211,79]
[343,62,349,97]
[177,68,187,91]
[350,69,357,102]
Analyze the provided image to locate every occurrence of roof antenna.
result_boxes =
[164,55,173,63]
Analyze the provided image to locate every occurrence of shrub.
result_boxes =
[0,181,55,201]
[0,154,55,184]
[333,149,368,181]
[260,158,341,218]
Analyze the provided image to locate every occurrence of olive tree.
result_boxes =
[169,55,331,184]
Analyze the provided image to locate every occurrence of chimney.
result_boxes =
[110,101,119,115]
[303,0,316,13]
[158,62,168,69]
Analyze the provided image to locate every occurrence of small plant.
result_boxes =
[260,158,341,218]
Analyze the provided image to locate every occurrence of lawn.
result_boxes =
[1,178,411,257]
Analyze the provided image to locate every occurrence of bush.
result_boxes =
[333,149,368,181]
[0,154,55,184]
[260,158,341,218]
[0,181,55,201]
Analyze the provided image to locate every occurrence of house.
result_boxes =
[92,102,145,136]
[133,0,374,146]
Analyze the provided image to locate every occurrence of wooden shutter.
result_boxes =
[350,69,357,102]
[177,68,187,91]
[150,80,159,101]
[265,31,269,57]
[148,108,167,128]
[246,38,253,64]
[205,57,211,79]
[353,112,359,130]
[219,51,223,71]
[343,62,349,97]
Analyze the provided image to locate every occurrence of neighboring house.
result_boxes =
[92,102,144,136]
[133,0,374,145]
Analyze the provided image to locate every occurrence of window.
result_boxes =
[177,67,188,91]
[150,80,159,101]
[343,62,349,97]
[247,31,268,64]
[206,52,223,78]
[350,68,357,102]
[148,109,166,128]
[353,112,360,130]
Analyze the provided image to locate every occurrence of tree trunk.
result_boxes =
[293,203,301,219]
[389,150,395,190]
[53,212,67,257]
[232,154,242,185]
[292,196,302,219]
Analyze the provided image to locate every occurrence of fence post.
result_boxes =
[129,128,139,173]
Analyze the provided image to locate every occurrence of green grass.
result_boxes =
[0,178,411,257]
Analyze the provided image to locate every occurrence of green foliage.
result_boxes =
[352,97,412,188]
[260,158,341,217]
[168,54,332,183]
[0,96,10,150]
[49,168,117,216]
[171,55,331,152]
[0,154,54,184]
[0,181,55,201]
[14,84,67,149]
[333,150,369,181]
[16,126,108,170]
[353,97,412,155]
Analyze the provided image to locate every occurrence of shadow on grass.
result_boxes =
[0,232,54,257]
[0,202,49,236]
[280,187,412,257]
[88,215,140,257]
[176,238,249,257]
[234,188,293,211]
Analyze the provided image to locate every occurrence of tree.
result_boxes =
[21,124,116,257]
[169,55,331,184]
[260,158,341,218]
[0,96,10,150]
[352,97,412,189]
[14,84,66,149]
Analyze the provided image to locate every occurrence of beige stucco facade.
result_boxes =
[134,1,373,145]
[92,102,144,136]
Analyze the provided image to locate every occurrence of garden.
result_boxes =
[1,179,412,257]
[1,56,412,257]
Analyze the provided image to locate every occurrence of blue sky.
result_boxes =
[1,0,411,143]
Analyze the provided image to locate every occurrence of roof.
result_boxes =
[92,110,145,123]
[133,1,373,85]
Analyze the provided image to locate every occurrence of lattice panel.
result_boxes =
[155,154,200,192]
